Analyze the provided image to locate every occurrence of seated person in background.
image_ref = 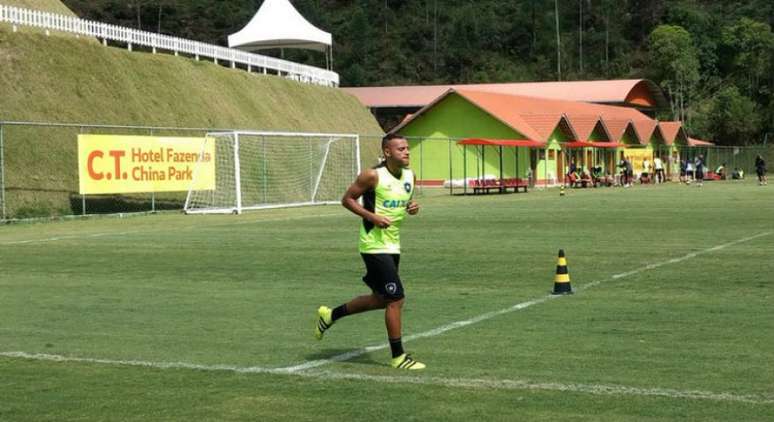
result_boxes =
[732,168,745,179]
[579,168,592,187]
[715,163,726,180]
[591,165,603,186]
[639,170,652,184]
[566,160,578,185]
[604,171,615,186]
[591,165,613,187]
[566,171,577,187]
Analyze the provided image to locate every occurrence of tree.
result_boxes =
[56,0,773,143]
[720,18,774,96]
[692,85,762,145]
[663,1,719,77]
[647,25,700,121]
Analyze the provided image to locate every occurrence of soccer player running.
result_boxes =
[314,133,425,370]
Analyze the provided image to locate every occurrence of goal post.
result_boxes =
[184,131,360,214]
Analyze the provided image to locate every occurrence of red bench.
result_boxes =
[469,178,528,194]
[566,173,592,188]
[502,178,529,193]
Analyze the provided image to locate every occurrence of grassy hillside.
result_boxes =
[3,0,76,16]
[0,22,382,219]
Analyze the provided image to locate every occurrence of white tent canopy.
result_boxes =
[228,0,332,52]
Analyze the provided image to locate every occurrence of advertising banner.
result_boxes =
[78,135,215,194]
[623,148,654,174]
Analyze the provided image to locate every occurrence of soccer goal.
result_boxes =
[184,131,360,214]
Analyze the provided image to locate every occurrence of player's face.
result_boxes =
[385,138,410,167]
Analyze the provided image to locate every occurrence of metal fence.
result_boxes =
[0,4,338,87]
[0,127,769,222]
[0,122,384,222]
[0,121,222,221]
[359,135,771,196]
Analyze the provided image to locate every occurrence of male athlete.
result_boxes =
[314,133,425,370]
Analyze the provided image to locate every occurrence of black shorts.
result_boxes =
[361,253,404,301]
[757,168,766,177]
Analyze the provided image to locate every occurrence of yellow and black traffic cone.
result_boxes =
[552,249,573,295]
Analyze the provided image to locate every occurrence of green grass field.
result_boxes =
[1,181,773,421]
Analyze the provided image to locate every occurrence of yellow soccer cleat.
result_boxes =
[314,306,333,340]
[390,353,426,370]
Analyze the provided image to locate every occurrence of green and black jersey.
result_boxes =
[359,166,414,254]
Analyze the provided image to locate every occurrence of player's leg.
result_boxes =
[380,255,425,370]
[315,253,392,340]
[315,293,387,340]
[384,297,423,369]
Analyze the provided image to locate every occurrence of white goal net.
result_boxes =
[184,131,360,214]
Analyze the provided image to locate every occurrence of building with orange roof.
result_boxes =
[392,88,672,186]
[345,79,668,132]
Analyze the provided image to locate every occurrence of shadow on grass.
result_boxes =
[305,348,383,367]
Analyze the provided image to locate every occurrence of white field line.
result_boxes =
[2,351,772,405]
[0,230,141,245]
[2,232,772,405]
[305,371,774,405]
[0,212,343,246]
[278,231,773,373]
[580,231,772,291]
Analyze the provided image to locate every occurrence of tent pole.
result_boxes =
[448,139,453,196]
[544,147,548,188]
[463,145,467,195]
[482,145,485,181]
[499,145,504,193]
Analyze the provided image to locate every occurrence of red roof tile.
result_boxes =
[632,119,658,145]
[659,121,689,146]
[565,114,608,141]
[688,137,714,146]
[392,88,664,147]
[345,79,668,109]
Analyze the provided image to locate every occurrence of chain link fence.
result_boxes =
[0,126,769,222]
[0,121,380,222]
[361,135,770,195]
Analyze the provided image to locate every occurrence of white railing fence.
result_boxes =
[0,4,339,87]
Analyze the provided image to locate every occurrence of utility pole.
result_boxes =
[157,3,162,34]
[433,0,438,77]
[555,0,562,81]
[135,1,142,30]
[579,0,583,74]
[605,6,609,73]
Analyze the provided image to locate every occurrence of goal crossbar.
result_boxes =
[184,130,360,215]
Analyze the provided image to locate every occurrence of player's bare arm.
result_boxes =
[341,169,392,228]
[406,175,419,215]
